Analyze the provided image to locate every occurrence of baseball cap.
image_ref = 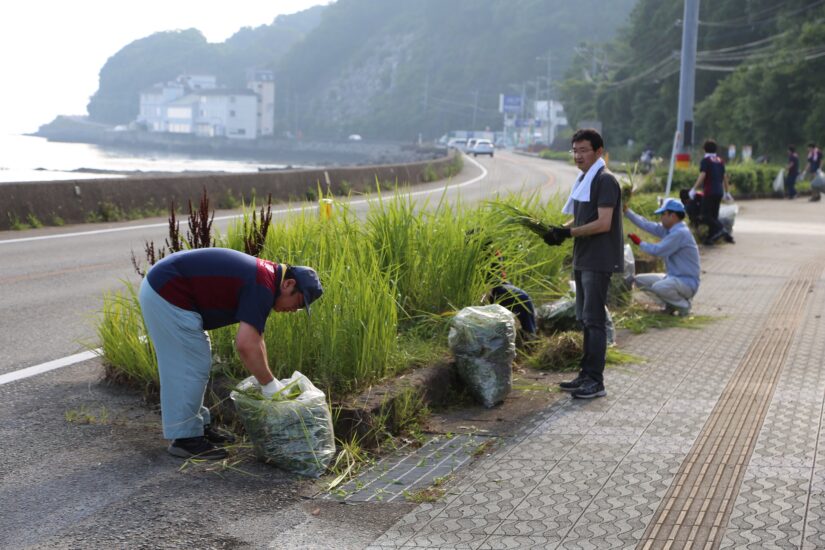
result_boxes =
[291,266,323,315]
[654,199,685,215]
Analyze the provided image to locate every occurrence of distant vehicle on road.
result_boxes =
[471,139,495,157]
[347,134,363,141]
[447,138,468,151]
[466,138,478,152]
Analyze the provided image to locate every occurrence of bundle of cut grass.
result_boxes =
[486,201,551,238]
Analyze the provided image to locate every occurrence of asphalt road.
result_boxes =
[0,150,577,549]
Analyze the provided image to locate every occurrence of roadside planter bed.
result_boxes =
[95,189,573,455]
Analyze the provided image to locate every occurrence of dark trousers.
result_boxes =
[700,193,725,241]
[490,284,537,334]
[785,174,798,198]
[574,270,611,384]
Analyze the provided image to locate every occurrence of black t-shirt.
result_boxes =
[572,169,624,273]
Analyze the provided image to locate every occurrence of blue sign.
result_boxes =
[500,94,523,114]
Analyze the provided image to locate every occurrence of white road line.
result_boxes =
[0,349,101,386]
[0,156,489,384]
[0,156,488,245]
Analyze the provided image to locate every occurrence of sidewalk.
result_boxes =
[366,198,825,549]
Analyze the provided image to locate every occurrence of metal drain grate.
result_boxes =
[321,433,494,503]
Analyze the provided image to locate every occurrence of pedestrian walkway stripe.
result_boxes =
[639,262,824,550]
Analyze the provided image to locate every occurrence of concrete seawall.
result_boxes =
[1,152,457,230]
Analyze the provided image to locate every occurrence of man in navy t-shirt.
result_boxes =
[139,248,323,460]
[690,139,733,245]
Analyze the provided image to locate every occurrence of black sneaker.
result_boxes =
[203,424,236,446]
[572,380,607,399]
[167,436,228,460]
[559,375,588,392]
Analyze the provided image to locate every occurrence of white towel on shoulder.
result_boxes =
[562,158,606,215]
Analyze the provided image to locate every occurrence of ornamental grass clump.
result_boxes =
[97,189,571,403]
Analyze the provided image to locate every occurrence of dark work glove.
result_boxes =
[542,226,571,247]
[628,233,641,245]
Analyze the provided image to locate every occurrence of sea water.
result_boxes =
[0,133,289,183]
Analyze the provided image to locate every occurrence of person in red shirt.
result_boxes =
[139,248,323,460]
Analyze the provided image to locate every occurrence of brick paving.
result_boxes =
[366,199,825,549]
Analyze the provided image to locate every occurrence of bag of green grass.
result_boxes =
[230,372,335,477]
[448,304,516,408]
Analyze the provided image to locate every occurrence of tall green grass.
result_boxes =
[96,188,571,400]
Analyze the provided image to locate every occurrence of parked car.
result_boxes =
[471,139,495,157]
[447,138,468,151]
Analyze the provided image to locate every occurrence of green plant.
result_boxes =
[8,213,28,230]
[50,215,65,226]
[98,201,125,222]
[218,188,242,209]
[421,163,438,183]
[65,405,110,425]
[26,213,43,228]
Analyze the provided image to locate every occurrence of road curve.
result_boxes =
[0,151,576,377]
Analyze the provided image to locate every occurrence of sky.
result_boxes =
[0,0,325,135]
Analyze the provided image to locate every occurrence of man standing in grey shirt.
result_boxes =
[543,128,623,399]
[625,198,700,316]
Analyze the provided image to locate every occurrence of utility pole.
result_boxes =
[423,74,429,112]
[471,90,479,130]
[676,0,700,156]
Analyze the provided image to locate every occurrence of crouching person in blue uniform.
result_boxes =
[138,248,323,460]
[624,199,700,316]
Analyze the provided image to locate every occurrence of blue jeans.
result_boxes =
[574,270,612,384]
[139,278,213,440]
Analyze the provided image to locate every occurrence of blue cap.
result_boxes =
[291,266,323,315]
[654,199,685,215]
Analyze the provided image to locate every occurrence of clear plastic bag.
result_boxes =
[536,298,578,333]
[230,372,335,478]
[448,305,516,408]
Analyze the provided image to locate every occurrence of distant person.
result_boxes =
[625,199,700,316]
[640,148,654,172]
[800,142,823,202]
[139,248,323,460]
[542,128,623,399]
[785,145,800,200]
[689,139,733,245]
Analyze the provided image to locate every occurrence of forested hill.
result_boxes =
[85,0,636,140]
[86,6,326,124]
[558,0,825,157]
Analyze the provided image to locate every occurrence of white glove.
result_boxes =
[261,378,285,398]
[688,189,697,200]
[723,192,734,202]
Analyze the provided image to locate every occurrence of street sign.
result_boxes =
[499,94,523,114]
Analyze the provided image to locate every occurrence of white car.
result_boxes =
[347,134,363,141]
[471,139,494,157]
[447,138,468,151]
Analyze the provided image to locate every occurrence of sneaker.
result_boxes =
[203,424,236,446]
[167,436,228,460]
[559,375,588,392]
[572,380,607,399]
[723,234,735,244]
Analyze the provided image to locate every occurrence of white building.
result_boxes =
[247,70,275,137]
[137,74,260,139]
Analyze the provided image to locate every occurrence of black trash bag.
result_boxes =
[448,305,516,408]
